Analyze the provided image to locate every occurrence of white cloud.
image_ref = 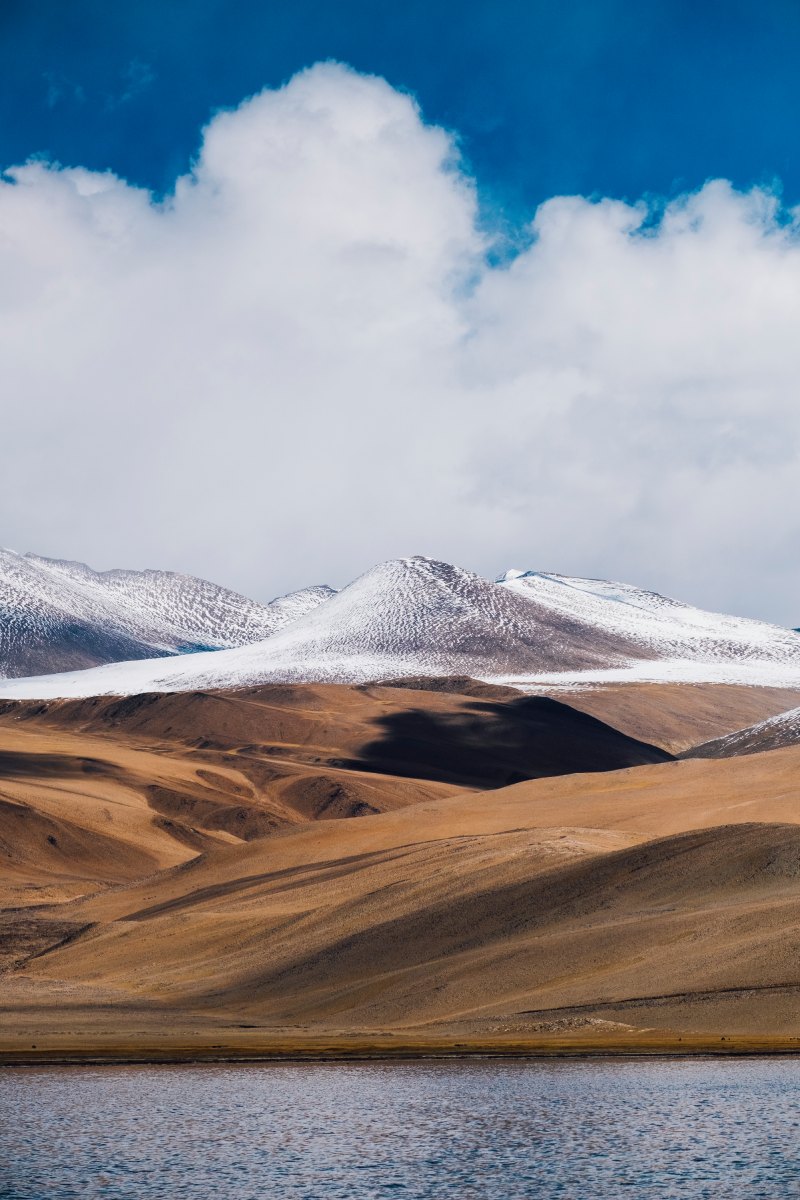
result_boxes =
[2,62,800,621]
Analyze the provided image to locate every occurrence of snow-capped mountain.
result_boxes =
[495,569,800,680]
[0,549,335,678]
[2,554,800,699]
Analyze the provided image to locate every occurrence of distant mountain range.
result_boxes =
[0,548,334,678]
[2,552,800,699]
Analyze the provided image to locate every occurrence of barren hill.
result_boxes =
[0,680,669,910]
[5,739,800,1055]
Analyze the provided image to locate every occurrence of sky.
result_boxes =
[2,1,800,621]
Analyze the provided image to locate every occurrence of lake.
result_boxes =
[2,1059,800,1198]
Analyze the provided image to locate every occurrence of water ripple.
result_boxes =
[2,1059,800,1199]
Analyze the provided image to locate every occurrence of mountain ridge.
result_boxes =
[2,553,800,698]
[0,548,335,679]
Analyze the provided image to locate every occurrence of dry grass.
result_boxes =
[3,679,800,1059]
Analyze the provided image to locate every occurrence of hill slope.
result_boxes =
[686,703,800,759]
[0,679,672,910]
[5,744,800,1051]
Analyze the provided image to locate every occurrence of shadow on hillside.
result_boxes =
[0,750,123,781]
[339,696,672,789]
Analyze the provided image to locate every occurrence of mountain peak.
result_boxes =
[4,552,800,699]
[0,549,334,679]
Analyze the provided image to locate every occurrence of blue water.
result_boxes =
[2,1059,800,1198]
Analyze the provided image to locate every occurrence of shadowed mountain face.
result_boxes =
[338,695,672,788]
[0,749,129,781]
[0,684,672,792]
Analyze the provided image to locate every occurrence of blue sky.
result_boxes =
[3,0,799,216]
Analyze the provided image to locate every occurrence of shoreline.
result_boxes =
[4,1034,800,1065]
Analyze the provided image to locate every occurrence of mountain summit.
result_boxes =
[2,553,800,698]
[0,549,334,678]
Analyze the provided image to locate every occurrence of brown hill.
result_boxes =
[4,680,800,1059]
[4,743,800,1054]
[3,682,673,784]
[0,680,669,908]
[377,676,800,752]
[551,681,800,752]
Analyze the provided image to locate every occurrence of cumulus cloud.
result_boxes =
[2,62,800,621]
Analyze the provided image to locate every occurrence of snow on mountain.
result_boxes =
[0,549,335,678]
[495,570,800,680]
[262,584,337,626]
[3,554,800,699]
[686,704,800,759]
